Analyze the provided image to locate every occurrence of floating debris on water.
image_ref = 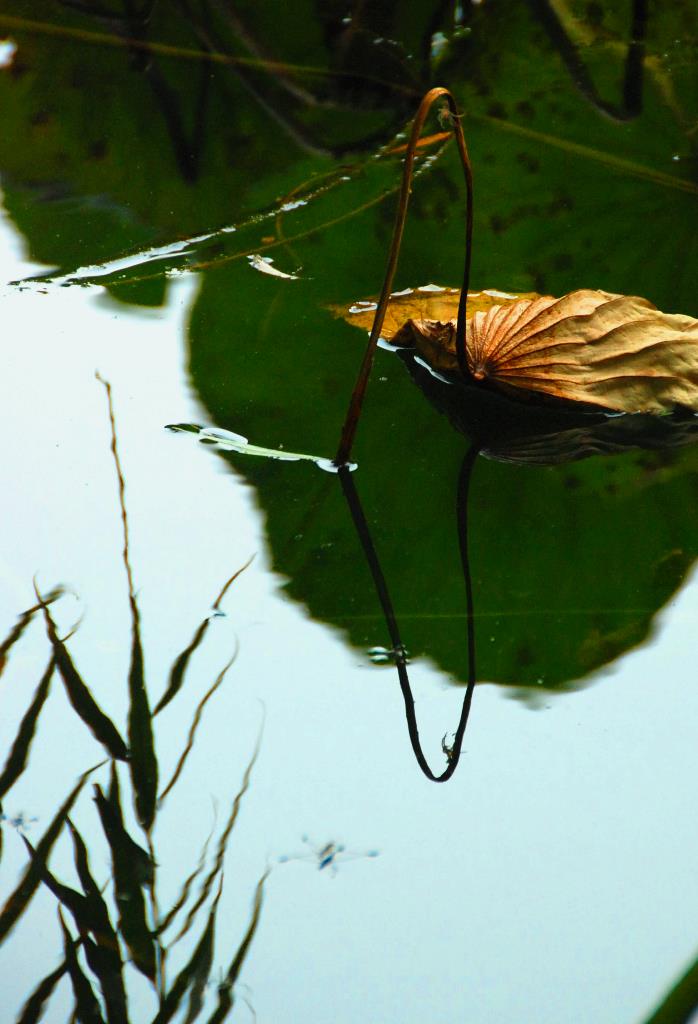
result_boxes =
[0,810,38,833]
[166,423,356,473]
[367,645,411,665]
[0,38,17,69]
[279,835,379,875]
[247,254,300,280]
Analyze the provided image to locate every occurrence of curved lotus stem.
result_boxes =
[335,86,474,467]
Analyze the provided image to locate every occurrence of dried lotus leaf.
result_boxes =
[335,286,540,340]
[337,286,698,414]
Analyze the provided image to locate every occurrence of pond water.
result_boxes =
[1,3,698,1022]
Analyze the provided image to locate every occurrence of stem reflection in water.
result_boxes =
[338,445,480,782]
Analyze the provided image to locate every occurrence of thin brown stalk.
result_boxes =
[334,86,474,466]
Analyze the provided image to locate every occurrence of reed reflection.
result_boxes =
[0,379,266,1024]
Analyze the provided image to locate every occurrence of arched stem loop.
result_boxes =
[335,87,474,467]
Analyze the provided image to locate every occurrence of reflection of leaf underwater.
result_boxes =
[178,0,698,697]
[190,259,698,695]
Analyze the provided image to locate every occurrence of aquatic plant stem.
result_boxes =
[335,87,473,466]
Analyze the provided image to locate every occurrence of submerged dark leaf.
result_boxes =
[35,588,127,762]
[0,657,54,799]
[15,959,68,1024]
[59,909,106,1024]
[0,768,92,943]
[93,768,156,983]
[204,871,269,1024]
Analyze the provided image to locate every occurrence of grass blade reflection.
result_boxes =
[204,871,269,1024]
[93,768,156,983]
[35,588,128,763]
[643,949,698,1024]
[66,820,129,1024]
[0,768,93,943]
[58,908,106,1024]
[151,880,223,1024]
[170,729,261,946]
[2,375,271,1020]
[0,590,62,680]
[0,657,54,800]
[15,959,68,1024]
[158,647,238,807]
[25,830,129,1024]
[154,559,252,718]
[21,835,90,924]
[156,824,215,938]
[98,374,158,832]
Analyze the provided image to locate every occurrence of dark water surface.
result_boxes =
[1,3,698,1021]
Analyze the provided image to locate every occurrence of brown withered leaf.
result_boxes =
[337,287,698,414]
[338,286,537,343]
